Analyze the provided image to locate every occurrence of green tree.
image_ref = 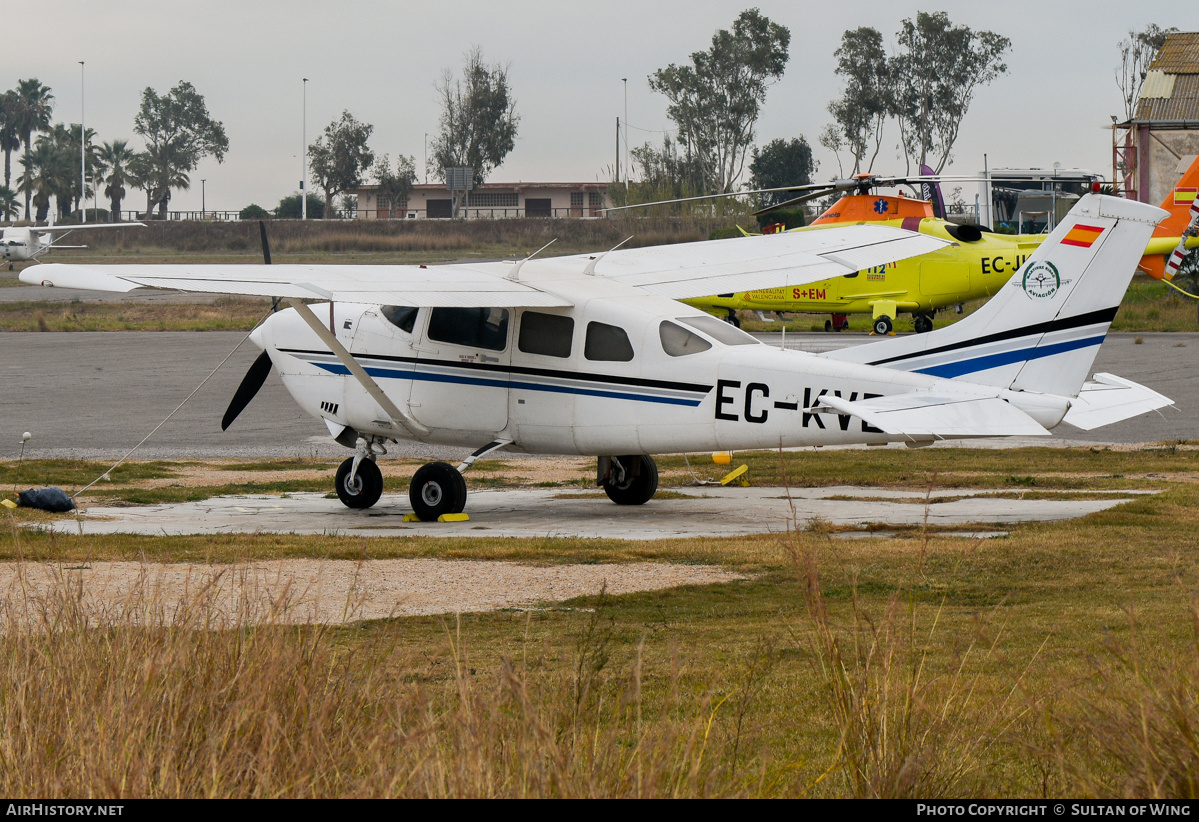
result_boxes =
[97,140,136,220]
[891,12,1010,174]
[308,111,373,221]
[429,47,519,186]
[648,9,790,193]
[133,81,228,218]
[0,92,22,190]
[826,27,890,175]
[239,203,269,220]
[275,193,324,219]
[11,78,54,220]
[0,185,17,221]
[627,135,707,211]
[372,154,417,218]
[1118,24,1178,120]
[749,137,815,208]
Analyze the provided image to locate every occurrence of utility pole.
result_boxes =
[201,179,206,219]
[302,78,308,220]
[622,78,628,193]
[80,61,86,222]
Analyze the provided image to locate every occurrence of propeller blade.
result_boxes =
[222,351,273,431]
[259,220,272,265]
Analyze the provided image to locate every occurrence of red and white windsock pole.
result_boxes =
[1163,198,1199,280]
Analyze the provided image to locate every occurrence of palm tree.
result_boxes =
[0,92,21,190]
[0,186,17,221]
[11,79,54,220]
[97,140,135,220]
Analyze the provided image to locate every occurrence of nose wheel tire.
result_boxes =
[409,461,467,521]
[872,316,893,335]
[602,455,659,506]
[335,457,383,509]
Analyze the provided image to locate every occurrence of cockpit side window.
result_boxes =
[427,307,510,351]
[677,315,760,345]
[584,321,634,362]
[380,305,419,333]
[518,311,574,358]
[659,321,712,357]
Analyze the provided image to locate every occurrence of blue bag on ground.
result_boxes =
[17,487,76,512]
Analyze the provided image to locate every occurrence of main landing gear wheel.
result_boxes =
[873,316,893,335]
[913,314,934,334]
[602,455,659,506]
[335,457,383,509]
[725,310,741,329]
[409,461,467,521]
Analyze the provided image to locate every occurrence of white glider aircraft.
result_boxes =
[24,194,1172,520]
[2,221,145,267]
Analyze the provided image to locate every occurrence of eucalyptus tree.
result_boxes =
[308,111,374,219]
[647,9,790,193]
[371,153,417,218]
[429,47,520,186]
[133,81,228,218]
[11,78,54,219]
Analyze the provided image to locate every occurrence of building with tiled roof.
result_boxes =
[1115,31,1199,205]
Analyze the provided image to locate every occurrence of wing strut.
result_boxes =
[287,299,430,440]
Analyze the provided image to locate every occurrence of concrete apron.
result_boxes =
[54,486,1155,541]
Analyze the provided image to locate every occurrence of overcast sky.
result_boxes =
[13,1,1194,213]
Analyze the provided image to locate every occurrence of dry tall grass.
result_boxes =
[0,563,780,798]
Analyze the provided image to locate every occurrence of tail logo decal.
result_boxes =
[1174,187,1197,205]
[1061,224,1105,249]
[1021,261,1062,299]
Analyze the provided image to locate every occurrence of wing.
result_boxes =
[564,225,950,300]
[810,392,1050,439]
[23,262,574,308]
[21,224,948,308]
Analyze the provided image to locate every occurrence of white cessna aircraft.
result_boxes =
[2,221,145,267]
[23,194,1172,520]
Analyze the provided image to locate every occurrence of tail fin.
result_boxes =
[1140,153,1199,279]
[826,193,1166,398]
[918,164,946,219]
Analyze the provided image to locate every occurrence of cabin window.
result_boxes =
[584,321,634,362]
[659,321,712,357]
[380,305,418,333]
[427,307,510,351]
[518,311,573,358]
[678,315,760,346]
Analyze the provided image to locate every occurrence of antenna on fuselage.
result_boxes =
[507,238,557,281]
[583,236,634,276]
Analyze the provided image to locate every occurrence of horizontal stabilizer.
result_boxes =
[1061,373,1174,430]
[809,392,1050,439]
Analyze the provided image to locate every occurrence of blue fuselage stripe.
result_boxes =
[311,362,705,407]
[913,334,1105,379]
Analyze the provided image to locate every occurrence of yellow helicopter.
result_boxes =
[680,162,1199,335]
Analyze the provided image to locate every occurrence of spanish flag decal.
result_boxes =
[1061,224,1105,248]
[1174,187,1197,205]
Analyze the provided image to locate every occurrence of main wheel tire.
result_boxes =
[824,319,833,332]
[335,457,383,509]
[914,314,933,334]
[603,455,658,506]
[873,316,893,335]
[409,461,467,521]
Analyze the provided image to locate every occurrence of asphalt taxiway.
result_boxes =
[3,330,1195,462]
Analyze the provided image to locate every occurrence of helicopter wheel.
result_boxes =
[872,316,893,336]
[724,310,741,329]
[335,457,384,509]
[824,319,833,332]
[409,461,467,521]
[602,455,658,506]
[914,314,934,334]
